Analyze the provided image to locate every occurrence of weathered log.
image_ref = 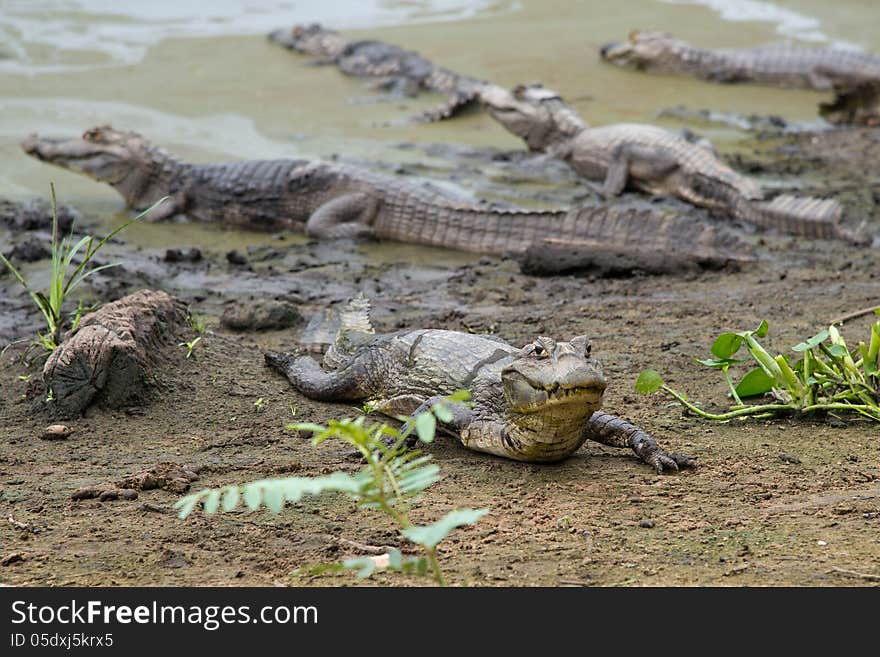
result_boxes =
[42,289,189,417]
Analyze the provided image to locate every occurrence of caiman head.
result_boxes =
[486,335,606,462]
[267,23,349,58]
[599,30,685,71]
[21,125,176,210]
[480,83,587,151]
[501,335,606,418]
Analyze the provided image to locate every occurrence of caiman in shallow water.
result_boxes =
[268,23,487,121]
[21,125,750,274]
[479,84,865,244]
[600,31,880,126]
[265,297,694,470]
[262,24,861,242]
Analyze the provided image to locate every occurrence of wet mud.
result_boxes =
[1,127,879,587]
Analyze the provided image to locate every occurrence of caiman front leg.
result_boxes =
[584,411,695,473]
[396,395,474,449]
[264,352,368,401]
[140,190,187,222]
[306,193,380,239]
[603,143,680,196]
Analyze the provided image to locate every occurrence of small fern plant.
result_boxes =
[175,390,487,586]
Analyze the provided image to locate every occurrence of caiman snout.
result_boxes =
[20,134,40,157]
[599,41,623,59]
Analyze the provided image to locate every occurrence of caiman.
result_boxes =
[268,23,487,121]
[20,125,751,274]
[265,297,694,471]
[479,84,864,244]
[600,31,880,126]
[262,25,858,241]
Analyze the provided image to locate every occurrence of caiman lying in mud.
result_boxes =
[479,84,865,244]
[600,31,880,126]
[265,298,693,471]
[268,23,487,121]
[21,126,750,274]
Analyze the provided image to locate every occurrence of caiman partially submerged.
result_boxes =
[600,31,880,126]
[268,23,487,121]
[265,298,693,470]
[21,126,750,274]
[479,84,864,244]
[263,24,860,242]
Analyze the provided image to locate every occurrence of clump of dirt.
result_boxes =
[0,128,879,587]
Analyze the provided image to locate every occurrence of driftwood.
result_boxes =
[43,289,189,417]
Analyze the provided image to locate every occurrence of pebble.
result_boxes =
[226,250,248,265]
[639,520,655,529]
[1,552,24,566]
[70,486,100,500]
[41,424,72,441]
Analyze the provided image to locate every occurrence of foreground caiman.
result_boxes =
[600,31,880,126]
[20,126,750,274]
[265,297,693,471]
[479,84,864,243]
[268,23,487,121]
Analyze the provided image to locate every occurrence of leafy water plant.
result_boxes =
[636,315,880,422]
[175,390,487,586]
[0,183,166,351]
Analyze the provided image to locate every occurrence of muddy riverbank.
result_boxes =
[1,123,878,586]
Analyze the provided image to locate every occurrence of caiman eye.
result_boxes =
[534,344,546,357]
[570,335,592,356]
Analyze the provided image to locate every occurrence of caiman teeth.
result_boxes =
[537,384,601,403]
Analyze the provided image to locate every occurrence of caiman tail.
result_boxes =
[732,194,867,245]
[380,195,753,274]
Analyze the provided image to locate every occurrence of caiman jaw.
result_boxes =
[599,41,628,61]
[503,370,606,413]
[20,133,129,184]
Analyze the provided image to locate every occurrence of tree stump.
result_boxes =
[43,289,189,417]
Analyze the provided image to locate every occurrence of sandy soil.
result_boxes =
[0,128,878,587]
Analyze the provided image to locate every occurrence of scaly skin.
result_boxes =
[268,23,487,121]
[265,325,693,471]
[20,125,752,272]
[481,84,860,243]
[600,30,880,90]
[600,31,880,126]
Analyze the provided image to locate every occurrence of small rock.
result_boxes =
[119,489,139,501]
[226,250,248,265]
[639,520,655,529]
[220,299,302,332]
[157,548,190,568]
[138,503,168,514]
[70,486,100,500]
[164,247,202,263]
[1,552,24,566]
[99,489,120,502]
[41,424,72,441]
[779,453,801,464]
[817,540,827,546]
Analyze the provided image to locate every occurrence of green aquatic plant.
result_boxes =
[175,390,487,586]
[0,183,166,351]
[637,315,880,422]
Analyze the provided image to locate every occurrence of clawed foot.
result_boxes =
[647,451,696,474]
